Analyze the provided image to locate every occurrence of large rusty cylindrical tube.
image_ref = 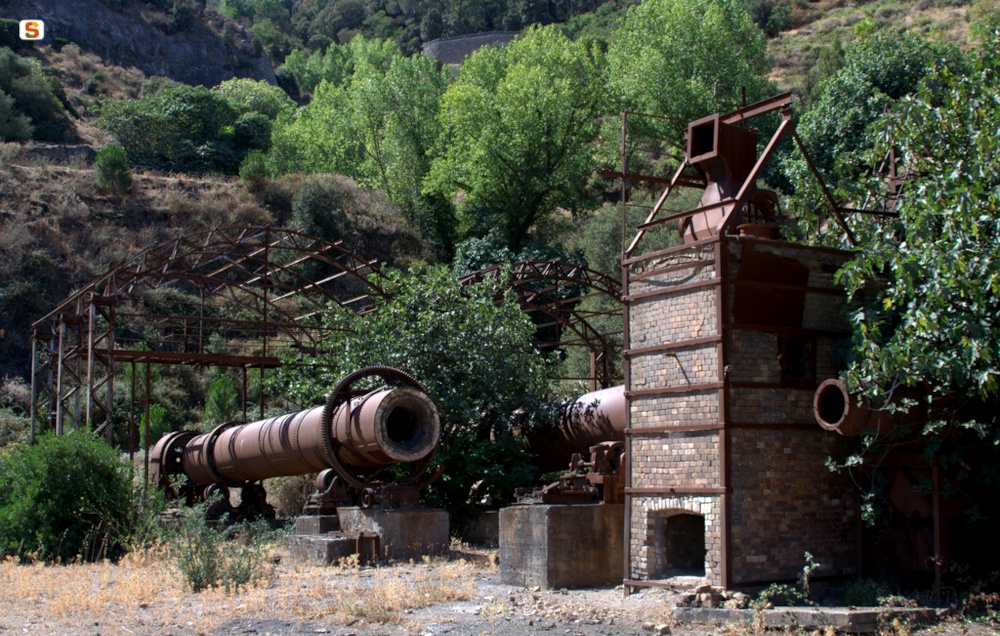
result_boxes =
[814,378,895,437]
[525,384,626,472]
[178,386,439,486]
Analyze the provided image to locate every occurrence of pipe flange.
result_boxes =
[202,421,244,487]
[319,366,430,490]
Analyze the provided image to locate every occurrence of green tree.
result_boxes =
[794,30,963,187]
[0,46,73,142]
[99,84,257,173]
[0,88,32,141]
[605,0,768,144]
[94,143,133,196]
[426,25,604,252]
[270,265,551,530]
[0,432,133,562]
[270,37,455,258]
[213,77,296,119]
[831,23,1000,516]
[204,373,242,427]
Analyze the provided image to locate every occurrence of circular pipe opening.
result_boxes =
[375,388,440,462]
[815,379,848,431]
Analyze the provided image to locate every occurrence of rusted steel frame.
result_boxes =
[514,286,613,357]
[726,422,820,431]
[716,114,794,235]
[732,278,846,296]
[112,226,382,310]
[624,334,723,357]
[625,424,723,434]
[144,356,151,485]
[790,130,858,246]
[733,323,850,337]
[626,158,693,257]
[720,92,794,125]
[205,243,381,307]
[717,240,731,587]
[730,381,818,390]
[627,258,715,283]
[636,198,733,232]
[625,486,729,495]
[113,311,336,333]
[622,277,720,302]
[29,337,39,443]
[271,262,381,303]
[622,192,634,586]
[113,349,282,367]
[597,169,706,189]
[460,259,621,301]
[625,382,725,397]
[622,236,719,266]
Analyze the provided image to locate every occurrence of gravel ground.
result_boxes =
[1,547,996,636]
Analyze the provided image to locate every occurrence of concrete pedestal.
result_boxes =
[462,510,500,547]
[337,507,449,560]
[294,514,340,535]
[289,534,369,563]
[500,503,623,589]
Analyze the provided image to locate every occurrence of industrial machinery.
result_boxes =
[150,366,442,519]
[520,385,627,504]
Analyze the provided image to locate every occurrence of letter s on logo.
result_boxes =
[19,20,45,41]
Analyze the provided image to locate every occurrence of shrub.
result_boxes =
[239,149,269,192]
[0,47,72,142]
[290,174,349,241]
[167,503,277,592]
[0,431,133,562]
[95,143,133,196]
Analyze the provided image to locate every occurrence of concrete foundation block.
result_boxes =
[500,503,624,589]
[337,507,449,560]
[294,515,340,535]
[288,534,359,564]
[463,510,500,547]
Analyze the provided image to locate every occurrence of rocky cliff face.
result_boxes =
[2,0,276,87]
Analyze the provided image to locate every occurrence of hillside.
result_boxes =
[767,0,978,92]
[2,0,275,86]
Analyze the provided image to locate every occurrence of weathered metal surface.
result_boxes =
[151,367,440,510]
[525,384,626,472]
[813,378,899,437]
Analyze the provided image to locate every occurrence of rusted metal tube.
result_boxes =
[526,385,626,472]
[156,386,440,487]
[813,378,897,436]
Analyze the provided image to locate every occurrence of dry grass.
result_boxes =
[766,0,976,92]
[0,547,481,634]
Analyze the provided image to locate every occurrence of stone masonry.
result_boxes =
[625,235,858,588]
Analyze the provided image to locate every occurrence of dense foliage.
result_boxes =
[94,143,133,196]
[428,26,603,252]
[99,79,290,174]
[605,0,768,144]
[269,37,454,257]
[793,30,963,191]
[837,24,1000,429]
[0,432,134,562]
[0,47,73,142]
[270,265,551,529]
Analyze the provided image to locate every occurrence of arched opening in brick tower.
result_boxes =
[650,511,706,578]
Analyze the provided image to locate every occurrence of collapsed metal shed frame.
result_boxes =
[29,225,387,451]
[30,226,624,453]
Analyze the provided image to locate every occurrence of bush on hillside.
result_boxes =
[0,431,133,562]
[95,143,133,196]
[0,47,73,142]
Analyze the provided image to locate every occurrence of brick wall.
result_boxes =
[625,235,858,588]
[625,239,725,584]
